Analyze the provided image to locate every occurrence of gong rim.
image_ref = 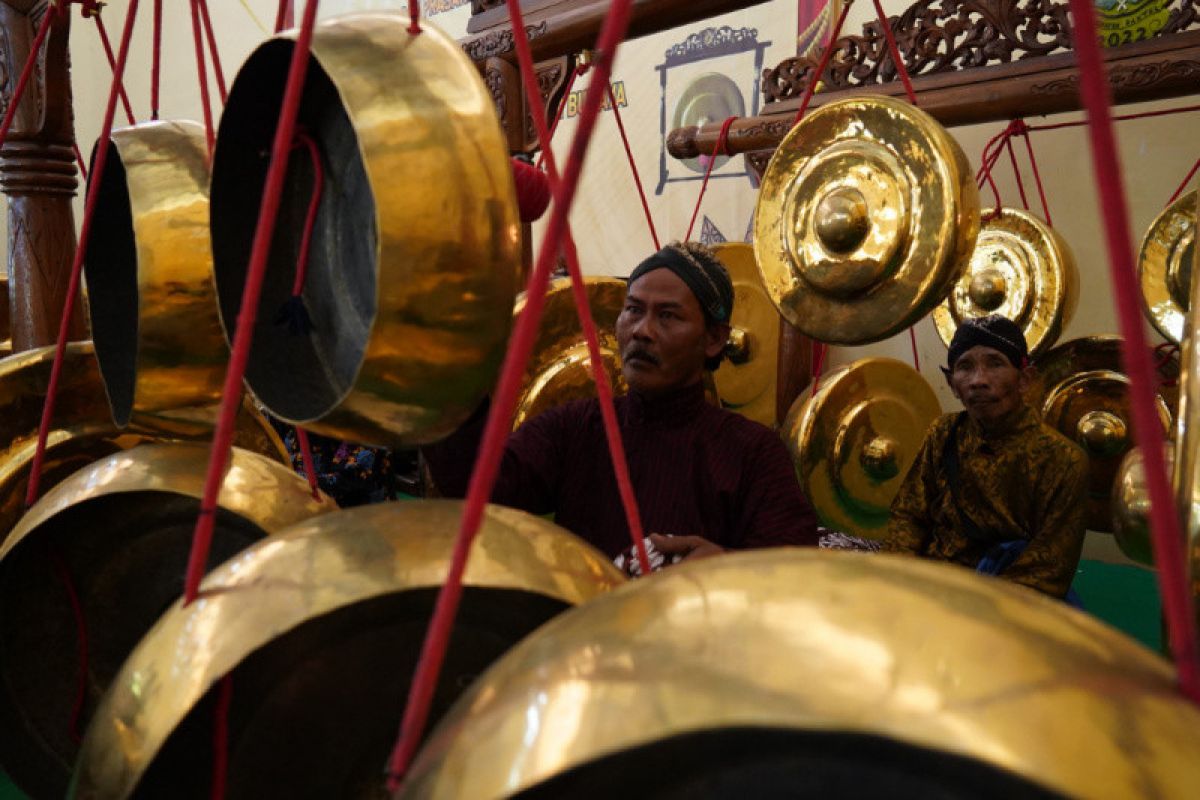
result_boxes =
[753,95,979,345]
[210,15,519,448]
[1111,444,1168,566]
[71,499,623,798]
[400,550,1200,799]
[932,207,1078,357]
[512,276,627,429]
[1138,189,1196,344]
[710,243,781,426]
[0,443,330,798]
[783,357,941,539]
[671,72,745,175]
[84,121,227,427]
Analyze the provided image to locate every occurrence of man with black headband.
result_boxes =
[425,241,819,565]
[883,314,1088,598]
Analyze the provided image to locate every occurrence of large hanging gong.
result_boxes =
[0,344,287,548]
[710,242,787,427]
[1027,336,1175,533]
[754,95,979,344]
[1138,189,1195,344]
[513,276,626,430]
[210,14,519,448]
[782,358,940,539]
[72,500,622,799]
[84,121,227,425]
[933,208,1077,357]
[1111,444,1173,566]
[399,550,1200,799]
[0,443,329,799]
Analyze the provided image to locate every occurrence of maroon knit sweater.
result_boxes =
[425,381,819,558]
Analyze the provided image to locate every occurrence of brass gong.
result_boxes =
[1028,336,1175,533]
[754,95,980,344]
[72,500,623,799]
[0,443,330,799]
[711,242,787,427]
[513,276,626,429]
[933,207,1077,357]
[782,357,940,539]
[399,550,1200,799]
[1138,189,1195,344]
[0,343,287,548]
[84,121,227,425]
[1172,187,1200,626]
[671,72,745,174]
[210,14,519,448]
[1111,444,1173,566]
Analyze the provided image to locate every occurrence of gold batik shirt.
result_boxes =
[883,404,1089,598]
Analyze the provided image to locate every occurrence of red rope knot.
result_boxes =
[73,0,104,19]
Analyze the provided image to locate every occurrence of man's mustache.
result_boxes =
[623,347,660,366]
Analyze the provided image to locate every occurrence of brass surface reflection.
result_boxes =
[0,343,288,548]
[754,95,979,344]
[1029,336,1174,533]
[211,15,519,448]
[1174,189,1200,642]
[72,500,623,799]
[933,208,1077,357]
[1112,444,1173,566]
[711,243,783,426]
[401,550,1200,799]
[85,121,227,426]
[782,357,940,539]
[1139,189,1195,344]
[513,276,627,429]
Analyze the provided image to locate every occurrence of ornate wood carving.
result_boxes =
[1031,56,1200,94]
[471,0,507,13]
[761,0,1199,104]
[463,21,549,61]
[484,56,523,151]
[0,0,85,352]
[523,57,568,151]
[744,150,773,184]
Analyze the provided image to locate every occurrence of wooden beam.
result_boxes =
[461,0,770,64]
[667,29,1200,159]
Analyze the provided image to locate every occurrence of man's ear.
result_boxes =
[705,323,731,360]
[1017,363,1036,394]
[941,366,960,401]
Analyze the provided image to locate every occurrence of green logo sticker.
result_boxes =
[1095,0,1172,48]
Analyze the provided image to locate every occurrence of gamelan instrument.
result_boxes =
[1138,189,1195,344]
[1111,444,1172,566]
[84,121,227,425]
[782,357,940,539]
[0,444,329,798]
[514,276,626,430]
[672,72,744,175]
[1171,186,1200,614]
[710,242,791,427]
[933,207,1077,357]
[399,550,1200,798]
[754,95,979,345]
[209,14,519,448]
[72,500,623,799]
[1027,336,1175,533]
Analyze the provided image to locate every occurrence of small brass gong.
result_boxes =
[1138,189,1195,344]
[782,357,940,539]
[1111,444,1173,566]
[933,208,1077,357]
[754,95,979,344]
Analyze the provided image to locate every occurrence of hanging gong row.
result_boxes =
[0,9,1196,799]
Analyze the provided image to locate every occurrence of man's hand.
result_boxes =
[649,533,724,562]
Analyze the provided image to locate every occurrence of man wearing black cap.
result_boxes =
[883,314,1088,598]
[425,241,819,565]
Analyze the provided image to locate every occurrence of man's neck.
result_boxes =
[969,403,1031,437]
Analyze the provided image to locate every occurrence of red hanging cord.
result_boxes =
[85,4,136,126]
[210,675,233,800]
[1004,135,1030,210]
[1066,0,1200,702]
[294,428,321,499]
[0,1,60,152]
[535,63,586,170]
[1167,156,1200,207]
[274,0,293,32]
[151,0,162,120]
[182,0,321,605]
[792,0,854,126]
[908,326,920,371]
[811,340,828,393]
[197,0,228,104]
[408,0,421,35]
[607,82,660,249]
[1017,123,1054,226]
[49,549,89,744]
[683,116,736,241]
[1026,102,1200,133]
[870,0,917,105]
[506,5,650,577]
[25,0,141,509]
[72,142,87,180]
[273,131,323,335]
[190,0,216,158]
[384,2,639,787]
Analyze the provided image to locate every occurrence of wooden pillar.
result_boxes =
[0,0,85,353]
